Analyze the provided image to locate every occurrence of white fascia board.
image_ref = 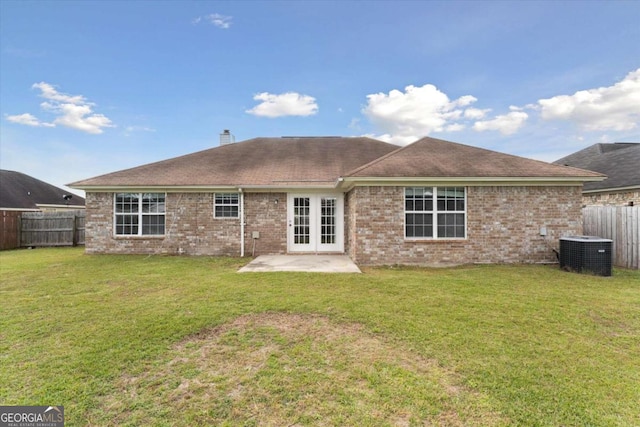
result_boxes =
[71,185,241,193]
[339,176,604,188]
[35,204,86,209]
[582,185,640,194]
[73,184,340,193]
[238,184,337,192]
[0,207,40,212]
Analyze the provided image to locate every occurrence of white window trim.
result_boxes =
[404,186,467,240]
[113,192,166,236]
[213,192,240,219]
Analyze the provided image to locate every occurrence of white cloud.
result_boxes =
[5,113,54,127]
[5,82,114,134]
[32,82,86,104]
[124,125,156,137]
[348,118,361,131]
[45,102,113,134]
[456,95,477,107]
[246,92,319,118]
[445,123,465,132]
[473,110,529,135]
[537,68,640,131]
[361,84,482,144]
[192,13,232,29]
[464,107,491,119]
[361,68,640,145]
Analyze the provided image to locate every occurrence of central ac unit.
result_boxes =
[559,236,613,276]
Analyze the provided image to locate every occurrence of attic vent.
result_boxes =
[220,129,235,146]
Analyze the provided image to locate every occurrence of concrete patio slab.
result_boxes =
[238,255,361,273]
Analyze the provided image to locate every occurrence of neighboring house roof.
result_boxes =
[1,170,85,210]
[553,143,640,192]
[70,136,604,190]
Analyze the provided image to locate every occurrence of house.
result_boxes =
[69,136,604,265]
[1,170,85,211]
[554,143,639,206]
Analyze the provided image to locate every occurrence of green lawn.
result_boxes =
[1,248,638,426]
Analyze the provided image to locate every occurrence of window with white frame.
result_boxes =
[114,193,166,236]
[214,193,239,218]
[405,187,466,239]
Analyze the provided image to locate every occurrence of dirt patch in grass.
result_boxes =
[94,313,506,426]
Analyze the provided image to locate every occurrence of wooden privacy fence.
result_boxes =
[21,211,85,247]
[1,211,22,250]
[0,210,85,250]
[583,206,639,269]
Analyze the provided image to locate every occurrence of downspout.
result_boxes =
[239,188,245,257]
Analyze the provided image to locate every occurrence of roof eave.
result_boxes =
[35,204,86,209]
[69,184,242,192]
[71,183,339,192]
[583,184,640,194]
[0,207,41,212]
[338,176,605,190]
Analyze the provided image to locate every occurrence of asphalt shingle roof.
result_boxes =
[70,136,603,189]
[1,170,85,209]
[553,143,640,191]
[70,137,399,187]
[347,137,603,179]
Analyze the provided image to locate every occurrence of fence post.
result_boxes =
[72,213,78,247]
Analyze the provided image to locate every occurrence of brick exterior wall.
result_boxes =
[86,186,583,265]
[85,192,288,256]
[85,192,242,255]
[583,190,639,206]
[346,185,584,266]
[243,193,287,256]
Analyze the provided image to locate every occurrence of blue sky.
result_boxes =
[1,1,639,195]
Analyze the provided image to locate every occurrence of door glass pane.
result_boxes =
[321,198,336,244]
[294,197,310,244]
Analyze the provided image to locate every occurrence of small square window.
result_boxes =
[214,193,240,218]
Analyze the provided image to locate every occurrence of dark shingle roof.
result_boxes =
[70,136,604,189]
[347,137,604,179]
[553,143,640,191]
[70,137,399,188]
[1,170,85,209]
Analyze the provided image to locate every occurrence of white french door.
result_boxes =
[287,194,344,253]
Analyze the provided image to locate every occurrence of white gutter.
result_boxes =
[239,188,245,257]
[582,185,640,194]
[340,176,606,184]
[337,176,606,190]
[36,204,86,210]
[68,185,240,192]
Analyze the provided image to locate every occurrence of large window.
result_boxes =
[214,193,239,218]
[114,193,166,236]
[405,187,466,239]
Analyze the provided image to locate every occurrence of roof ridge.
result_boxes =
[343,139,416,176]
[442,138,606,177]
[347,136,604,179]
